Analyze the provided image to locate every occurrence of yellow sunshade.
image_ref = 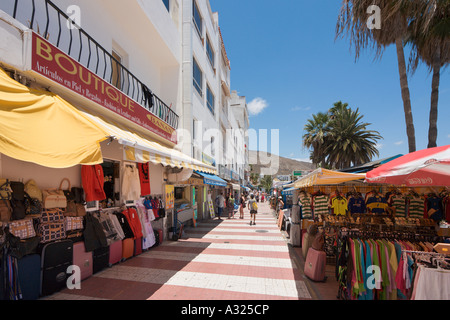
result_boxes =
[0,67,108,168]
[81,111,218,175]
[294,168,366,189]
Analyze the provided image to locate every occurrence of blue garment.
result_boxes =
[427,197,443,222]
[348,197,366,214]
[364,240,374,300]
[358,240,368,300]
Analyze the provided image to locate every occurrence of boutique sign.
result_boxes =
[30,32,177,144]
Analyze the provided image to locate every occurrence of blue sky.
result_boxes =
[211,0,450,163]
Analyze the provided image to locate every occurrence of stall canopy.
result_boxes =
[81,111,217,175]
[365,145,450,187]
[0,67,108,168]
[294,168,366,189]
[195,171,227,187]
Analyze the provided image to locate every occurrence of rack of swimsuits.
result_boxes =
[335,227,443,300]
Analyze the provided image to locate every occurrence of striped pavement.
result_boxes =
[42,201,313,300]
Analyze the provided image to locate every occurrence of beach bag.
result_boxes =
[65,216,84,232]
[64,200,86,217]
[24,180,42,202]
[42,188,67,209]
[39,222,66,244]
[0,179,12,200]
[9,219,36,240]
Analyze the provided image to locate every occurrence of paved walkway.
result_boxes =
[43,201,316,300]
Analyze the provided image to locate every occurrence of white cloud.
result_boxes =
[248,98,269,116]
[375,143,383,150]
[394,141,404,146]
[293,158,312,163]
[448,134,450,139]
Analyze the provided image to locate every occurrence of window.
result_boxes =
[162,0,170,12]
[193,58,203,96]
[111,50,122,90]
[206,35,215,68]
[193,1,202,37]
[207,85,215,115]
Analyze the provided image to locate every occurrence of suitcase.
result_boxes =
[302,232,313,258]
[304,248,326,282]
[93,246,110,274]
[109,240,122,266]
[134,237,142,256]
[122,238,134,261]
[40,240,73,297]
[17,254,41,300]
[72,242,93,283]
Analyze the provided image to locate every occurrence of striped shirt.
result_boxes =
[391,194,407,217]
[408,196,424,219]
[299,195,312,219]
[314,195,329,216]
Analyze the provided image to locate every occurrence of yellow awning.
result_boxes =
[0,67,108,168]
[294,168,366,189]
[81,111,218,175]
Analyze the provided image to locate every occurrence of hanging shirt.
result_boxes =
[348,196,366,214]
[408,195,425,219]
[366,195,388,214]
[81,165,106,202]
[313,195,329,216]
[427,196,443,222]
[391,194,407,217]
[299,195,312,219]
[121,165,141,201]
[332,197,348,216]
[138,163,151,196]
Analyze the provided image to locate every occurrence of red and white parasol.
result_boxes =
[365,145,450,187]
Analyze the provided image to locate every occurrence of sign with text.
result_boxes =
[165,185,174,210]
[31,32,177,144]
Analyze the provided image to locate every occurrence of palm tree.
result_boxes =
[336,0,417,153]
[324,107,383,169]
[406,0,450,148]
[260,175,274,192]
[302,112,330,167]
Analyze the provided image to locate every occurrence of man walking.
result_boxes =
[216,192,225,220]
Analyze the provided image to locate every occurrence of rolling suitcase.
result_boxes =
[109,240,122,266]
[40,240,73,297]
[122,238,134,261]
[17,254,41,300]
[134,237,142,256]
[72,242,93,284]
[304,248,326,282]
[93,246,110,274]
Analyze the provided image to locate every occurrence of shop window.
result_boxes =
[111,50,122,90]
[101,160,121,208]
[175,187,184,200]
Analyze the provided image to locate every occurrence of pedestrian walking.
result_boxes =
[216,192,225,220]
[227,193,235,219]
[247,194,258,225]
[239,194,245,219]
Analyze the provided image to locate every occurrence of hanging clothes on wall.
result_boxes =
[426,194,444,222]
[348,193,366,215]
[121,164,141,201]
[313,192,329,217]
[366,193,388,214]
[390,193,407,218]
[299,191,312,219]
[331,195,348,216]
[122,206,143,240]
[138,163,151,197]
[407,192,425,219]
[81,164,106,202]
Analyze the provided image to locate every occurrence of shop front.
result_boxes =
[0,29,216,299]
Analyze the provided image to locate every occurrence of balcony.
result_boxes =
[0,0,179,130]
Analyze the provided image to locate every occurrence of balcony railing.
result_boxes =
[1,0,179,129]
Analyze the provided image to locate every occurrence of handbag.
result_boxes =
[24,179,43,202]
[42,188,67,209]
[8,218,36,240]
[0,200,12,222]
[2,227,40,260]
[158,200,166,218]
[59,178,74,201]
[40,208,65,224]
[0,179,12,200]
[71,187,85,204]
[64,200,86,217]
[65,216,84,231]
[10,181,25,201]
[10,198,26,221]
[24,193,42,216]
[39,222,66,243]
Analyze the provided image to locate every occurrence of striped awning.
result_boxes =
[82,111,217,175]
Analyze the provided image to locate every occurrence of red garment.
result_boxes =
[81,165,106,202]
[122,208,143,239]
[138,163,151,196]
